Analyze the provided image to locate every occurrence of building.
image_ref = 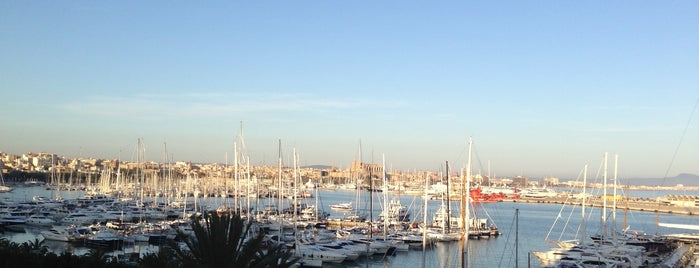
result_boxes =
[543,177,560,186]
[512,176,528,188]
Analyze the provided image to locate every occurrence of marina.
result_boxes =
[1,183,699,267]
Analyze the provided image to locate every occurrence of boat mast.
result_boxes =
[277,139,283,244]
[446,160,450,234]
[369,150,374,239]
[293,148,298,229]
[621,185,629,230]
[422,172,428,268]
[356,140,362,219]
[612,154,618,237]
[463,137,472,268]
[515,208,519,268]
[461,166,466,239]
[581,164,587,245]
[246,155,251,221]
[234,142,239,215]
[382,154,388,238]
[602,152,608,238]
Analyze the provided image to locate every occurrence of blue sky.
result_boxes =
[1,1,697,179]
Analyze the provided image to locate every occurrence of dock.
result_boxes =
[326,219,369,229]
[501,196,699,216]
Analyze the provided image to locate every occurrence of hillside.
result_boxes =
[624,173,699,187]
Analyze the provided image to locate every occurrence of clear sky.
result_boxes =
[1,1,697,179]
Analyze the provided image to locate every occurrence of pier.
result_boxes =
[501,196,699,216]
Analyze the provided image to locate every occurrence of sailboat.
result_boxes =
[337,141,367,222]
[0,160,13,193]
[532,153,670,267]
[461,141,501,240]
[424,162,460,242]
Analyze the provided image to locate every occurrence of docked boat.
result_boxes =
[317,242,360,261]
[26,214,57,226]
[0,171,11,193]
[40,225,92,242]
[76,193,115,205]
[85,228,125,249]
[470,187,509,202]
[294,244,347,264]
[0,214,26,226]
[41,226,73,242]
[377,198,410,223]
[329,202,353,211]
[61,212,99,226]
[520,187,558,198]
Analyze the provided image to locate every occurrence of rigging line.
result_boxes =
[568,166,588,242]
[661,97,699,184]
[654,98,699,214]
[545,165,584,243]
[498,210,518,268]
[472,145,487,178]
[454,141,468,167]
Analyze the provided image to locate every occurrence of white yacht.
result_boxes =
[294,244,347,264]
[329,201,353,210]
[520,187,558,198]
[41,226,73,242]
[26,214,56,226]
[61,212,99,226]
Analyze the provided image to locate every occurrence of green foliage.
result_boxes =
[0,237,131,268]
[167,212,298,268]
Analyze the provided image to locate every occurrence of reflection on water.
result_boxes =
[435,241,458,268]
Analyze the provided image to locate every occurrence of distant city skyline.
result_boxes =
[1,2,697,179]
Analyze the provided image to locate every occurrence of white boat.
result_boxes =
[318,242,360,260]
[535,243,645,267]
[0,168,11,193]
[85,228,125,249]
[0,214,26,226]
[329,201,353,210]
[388,233,427,249]
[26,214,56,226]
[332,240,377,256]
[520,187,558,198]
[377,198,410,223]
[40,226,73,242]
[76,193,115,205]
[24,179,43,186]
[533,156,666,267]
[294,244,347,264]
[61,212,99,226]
[426,202,462,241]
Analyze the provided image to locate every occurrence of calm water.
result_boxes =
[2,186,697,267]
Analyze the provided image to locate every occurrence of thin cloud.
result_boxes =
[58,91,389,118]
[583,127,662,133]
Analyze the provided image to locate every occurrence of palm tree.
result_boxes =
[167,212,298,268]
[83,248,111,267]
[21,238,48,255]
